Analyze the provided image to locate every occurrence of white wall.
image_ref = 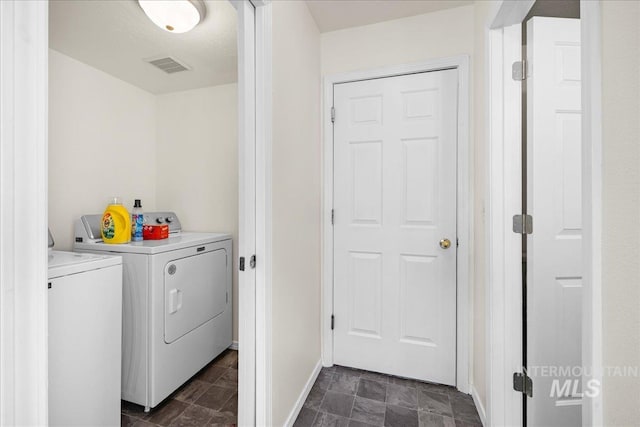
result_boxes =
[472,1,491,410]
[321,5,475,75]
[320,4,488,408]
[156,84,239,342]
[601,1,640,424]
[49,49,157,250]
[271,1,322,425]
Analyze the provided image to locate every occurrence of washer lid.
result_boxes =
[48,250,122,279]
[74,232,231,255]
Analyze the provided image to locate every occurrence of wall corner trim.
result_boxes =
[283,360,322,427]
[471,384,487,427]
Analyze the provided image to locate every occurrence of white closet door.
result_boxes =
[527,16,582,426]
[333,69,458,385]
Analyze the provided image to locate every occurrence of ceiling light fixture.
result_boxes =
[138,0,206,34]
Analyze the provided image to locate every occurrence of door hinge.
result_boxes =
[239,257,245,271]
[512,214,533,234]
[250,254,256,269]
[331,209,335,225]
[513,372,533,397]
[331,107,336,123]
[331,315,335,330]
[512,60,527,81]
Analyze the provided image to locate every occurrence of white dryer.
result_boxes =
[74,212,232,411]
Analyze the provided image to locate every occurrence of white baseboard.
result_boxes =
[471,383,487,427]
[229,341,239,351]
[284,359,322,427]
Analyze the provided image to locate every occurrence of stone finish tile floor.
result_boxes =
[294,366,482,427]
[121,349,238,427]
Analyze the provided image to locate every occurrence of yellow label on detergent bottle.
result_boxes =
[101,197,131,244]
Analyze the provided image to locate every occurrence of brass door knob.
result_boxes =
[440,238,451,249]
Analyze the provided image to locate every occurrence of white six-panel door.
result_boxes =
[527,17,582,426]
[333,70,458,385]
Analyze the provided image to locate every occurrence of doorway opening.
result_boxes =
[0,0,270,424]
[322,56,472,395]
[487,0,602,425]
[48,0,241,423]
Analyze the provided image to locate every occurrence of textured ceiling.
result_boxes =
[49,0,237,94]
[50,0,475,94]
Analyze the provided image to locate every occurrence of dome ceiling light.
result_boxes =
[138,0,206,34]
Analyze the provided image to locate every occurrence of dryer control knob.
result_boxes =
[156,217,164,224]
[166,216,174,223]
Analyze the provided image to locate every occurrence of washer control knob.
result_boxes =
[166,216,174,223]
[155,217,164,224]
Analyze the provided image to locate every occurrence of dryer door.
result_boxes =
[164,248,228,343]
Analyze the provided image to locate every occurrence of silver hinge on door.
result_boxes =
[240,255,256,271]
[512,60,527,81]
[513,372,533,397]
[512,214,533,234]
[331,107,336,123]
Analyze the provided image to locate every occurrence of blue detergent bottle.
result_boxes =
[131,199,144,242]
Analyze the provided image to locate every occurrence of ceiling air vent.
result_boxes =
[145,56,191,74]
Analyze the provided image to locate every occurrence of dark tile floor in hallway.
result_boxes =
[294,366,482,427]
[121,349,238,427]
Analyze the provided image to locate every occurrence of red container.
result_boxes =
[143,224,169,240]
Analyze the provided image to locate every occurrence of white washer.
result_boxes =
[73,212,232,411]
[48,231,123,427]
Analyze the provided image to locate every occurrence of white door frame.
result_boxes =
[0,0,272,424]
[251,1,273,426]
[321,56,472,394]
[0,1,49,425]
[486,1,603,425]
